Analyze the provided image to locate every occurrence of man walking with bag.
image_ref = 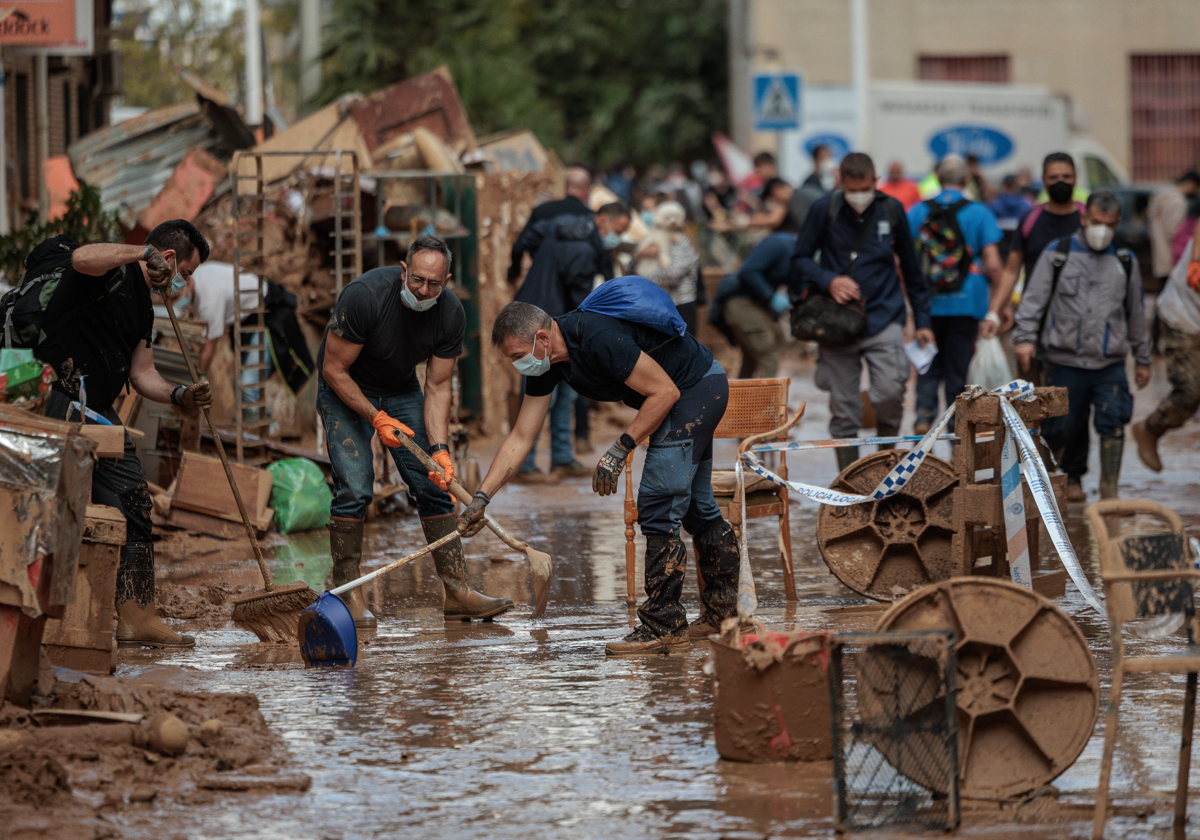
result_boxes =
[907,155,1004,433]
[1011,190,1150,501]
[790,152,935,470]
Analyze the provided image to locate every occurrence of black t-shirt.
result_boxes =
[39,262,153,410]
[316,267,465,397]
[1011,206,1083,281]
[525,311,714,408]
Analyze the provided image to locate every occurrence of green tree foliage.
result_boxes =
[316,0,728,167]
[0,186,123,283]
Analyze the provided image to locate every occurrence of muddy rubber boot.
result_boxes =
[1132,420,1163,472]
[1066,479,1086,503]
[876,423,899,451]
[608,533,690,654]
[115,542,195,649]
[835,445,860,474]
[328,518,376,629]
[422,514,513,621]
[1099,436,1124,500]
[688,519,740,639]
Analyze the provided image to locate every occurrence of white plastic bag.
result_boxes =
[967,336,1014,391]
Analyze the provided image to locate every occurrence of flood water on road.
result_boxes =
[118,357,1200,839]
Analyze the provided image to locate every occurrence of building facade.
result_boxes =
[733,0,1200,181]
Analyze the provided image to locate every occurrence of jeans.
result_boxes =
[916,315,977,426]
[1042,361,1133,480]
[723,296,780,379]
[637,360,728,537]
[317,378,454,520]
[520,380,576,471]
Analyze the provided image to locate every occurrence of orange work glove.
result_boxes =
[371,410,414,448]
[1188,261,1200,291]
[428,448,455,491]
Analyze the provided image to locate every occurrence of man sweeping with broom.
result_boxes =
[17,220,214,648]
[317,236,513,626]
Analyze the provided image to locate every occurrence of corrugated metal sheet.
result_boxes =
[67,102,227,228]
[1131,54,1200,182]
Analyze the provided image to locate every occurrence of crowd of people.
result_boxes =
[508,147,1200,507]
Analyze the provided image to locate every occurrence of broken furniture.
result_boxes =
[1086,500,1198,839]
[622,378,800,606]
[817,386,1069,601]
[829,630,960,833]
[0,406,94,704]
[42,505,125,675]
[873,577,1098,800]
[160,451,274,538]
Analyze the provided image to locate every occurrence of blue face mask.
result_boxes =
[401,284,438,312]
[170,273,186,294]
[513,336,550,377]
[641,210,656,226]
[601,232,622,249]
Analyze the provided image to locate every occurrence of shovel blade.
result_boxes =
[526,547,552,617]
[299,591,358,667]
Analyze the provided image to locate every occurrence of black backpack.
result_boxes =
[914,198,973,292]
[1,234,79,351]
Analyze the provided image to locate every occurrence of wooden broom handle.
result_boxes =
[157,289,274,590]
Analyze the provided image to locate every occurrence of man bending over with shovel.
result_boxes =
[459,282,740,654]
[318,236,513,626]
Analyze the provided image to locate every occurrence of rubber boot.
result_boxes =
[607,533,690,655]
[687,519,741,639]
[1099,436,1124,500]
[876,423,900,451]
[421,514,513,620]
[1132,419,1163,472]
[835,445,860,474]
[328,518,376,629]
[115,542,195,648]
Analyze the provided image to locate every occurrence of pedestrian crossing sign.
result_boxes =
[753,73,801,131]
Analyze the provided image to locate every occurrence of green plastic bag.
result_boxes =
[267,458,333,534]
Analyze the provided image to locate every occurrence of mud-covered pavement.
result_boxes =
[86,354,1200,838]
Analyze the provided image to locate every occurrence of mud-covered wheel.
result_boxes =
[817,450,958,601]
[863,578,1099,800]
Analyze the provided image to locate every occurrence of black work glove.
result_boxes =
[174,381,213,411]
[144,246,172,290]
[593,433,635,497]
[457,490,490,538]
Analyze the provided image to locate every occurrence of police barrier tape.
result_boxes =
[734,457,757,619]
[736,380,1106,615]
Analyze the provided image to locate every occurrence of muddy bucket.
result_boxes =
[707,621,833,762]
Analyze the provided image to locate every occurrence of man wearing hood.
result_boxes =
[317,236,513,626]
[1011,191,1151,500]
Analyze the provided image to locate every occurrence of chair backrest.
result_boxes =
[1086,500,1193,627]
[715,378,791,441]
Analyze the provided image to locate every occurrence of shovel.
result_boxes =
[299,530,460,667]
[390,433,553,616]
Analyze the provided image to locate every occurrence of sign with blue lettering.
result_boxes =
[753,73,801,131]
[927,125,1014,166]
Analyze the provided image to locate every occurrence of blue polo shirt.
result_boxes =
[907,189,1002,319]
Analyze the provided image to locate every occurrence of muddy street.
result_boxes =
[23,354,1166,839]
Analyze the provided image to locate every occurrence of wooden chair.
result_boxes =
[622,377,800,605]
[1087,500,1200,839]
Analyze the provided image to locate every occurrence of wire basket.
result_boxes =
[829,630,960,834]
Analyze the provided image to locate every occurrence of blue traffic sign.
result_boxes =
[753,73,801,131]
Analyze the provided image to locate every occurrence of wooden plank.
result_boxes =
[83,505,126,546]
[80,425,125,457]
[171,451,273,523]
[157,505,273,540]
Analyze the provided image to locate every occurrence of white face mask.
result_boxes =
[400,283,439,311]
[1085,224,1115,251]
[844,190,875,214]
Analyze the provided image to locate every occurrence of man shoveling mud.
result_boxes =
[317,236,513,626]
[27,220,214,648]
[460,282,740,654]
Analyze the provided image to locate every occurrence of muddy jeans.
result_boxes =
[637,360,734,634]
[816,321,908,438]
[723,296,780,379]
[317,378,454,520]
[1147,322,1200,435]
[1042,361,1132,481]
